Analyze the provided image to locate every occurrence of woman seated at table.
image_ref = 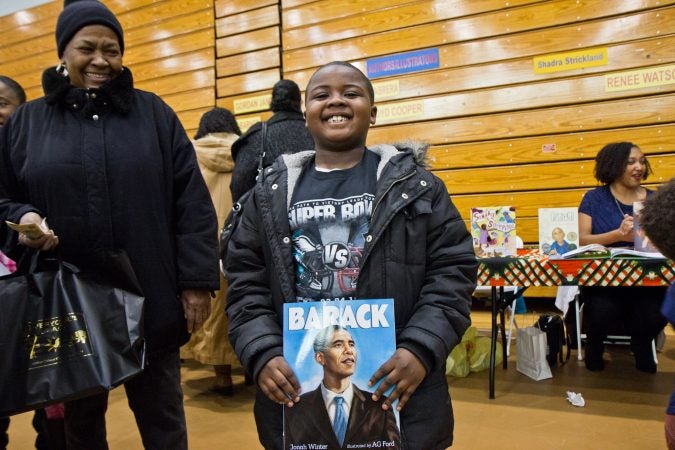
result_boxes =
[578,142,666,372]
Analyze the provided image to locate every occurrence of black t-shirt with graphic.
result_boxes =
[289,150,378,301]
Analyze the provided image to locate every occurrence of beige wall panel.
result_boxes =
[0,35,54,62]
[216,5,278,38]
[429,125,675,170]
[116,0,211,30]
[135,68,214,97]
[367,95,675,145]
[283,0,415,28]
[123,9,214,48]
[283,7,674,72]
[163,87,214,114]
[370,69,675,127]
[453,189,589,220]
[215,0,277,18]
[451,183,663,221]
[283,0,649,50]
[437,155,675,195]
[0,1,59,29]
[124,30,214,66]
[106,0,161,13]
[216,27,279,57]
[216,48,280,78]
[285,35,675,104]
[0,52,53,89]
[131,48,215,82]
[216,68,280,97]
[2,18,55,49]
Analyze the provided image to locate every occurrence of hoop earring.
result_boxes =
[56,63,69,78]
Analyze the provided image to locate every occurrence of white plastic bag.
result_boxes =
[516,326,552,380]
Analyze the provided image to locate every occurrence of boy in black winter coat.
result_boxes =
[225,61,477,450]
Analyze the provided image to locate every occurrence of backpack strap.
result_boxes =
[221,122,268,275]
[257,121,268,182]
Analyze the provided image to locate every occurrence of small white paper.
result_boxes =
[566,391,585,407]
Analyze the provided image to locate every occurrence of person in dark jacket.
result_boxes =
[0,1,219,448]
[229,79,314,202]
[224,61,477,450]
[639,177,675,448]
[0,75,67,450]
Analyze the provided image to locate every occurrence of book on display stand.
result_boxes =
[470,206,517,257]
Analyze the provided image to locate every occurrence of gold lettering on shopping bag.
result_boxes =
[24,312,94,370]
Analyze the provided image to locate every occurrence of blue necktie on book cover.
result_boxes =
[333,396,347,446]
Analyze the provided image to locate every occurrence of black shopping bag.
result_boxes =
[0,252,145,416]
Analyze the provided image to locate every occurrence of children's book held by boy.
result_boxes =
[470,206,517,257]
[538,207,579,256]
[282,299,401,450]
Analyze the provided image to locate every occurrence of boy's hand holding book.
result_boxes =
[368,348,426,412]
[259,356,301,407]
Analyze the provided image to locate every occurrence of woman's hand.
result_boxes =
[618,213,634,237]
[180,288,211,332]
[258,356,301,407]
[18,212,59,250]
[368,348,427,412]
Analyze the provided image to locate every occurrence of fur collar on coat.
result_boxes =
[41,65,134,114]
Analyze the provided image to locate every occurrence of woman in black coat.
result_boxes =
[230,79,315,202]
[0,1,219,448]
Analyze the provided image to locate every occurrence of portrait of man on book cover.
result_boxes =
[283,319,401,450]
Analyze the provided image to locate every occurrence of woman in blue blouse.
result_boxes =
[578,142,666,372]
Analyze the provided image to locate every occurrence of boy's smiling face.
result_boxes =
[305,64,377,154]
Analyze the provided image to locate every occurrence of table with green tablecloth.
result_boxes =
[479,252,674,399]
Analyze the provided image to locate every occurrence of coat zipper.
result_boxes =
[359,168,419,273]
[371,168,416,218]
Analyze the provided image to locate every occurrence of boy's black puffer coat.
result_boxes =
[225,143,477,450]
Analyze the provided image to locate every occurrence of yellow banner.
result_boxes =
[377,100,424,122]
[373,80,400,100]
[534,48,607,74]
[234,94,272,114]
[605,64,675,92]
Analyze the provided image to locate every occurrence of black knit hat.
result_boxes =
[56,0,124,58]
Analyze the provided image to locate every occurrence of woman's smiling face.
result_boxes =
[618,146,647,188]
[61,24,123,89]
